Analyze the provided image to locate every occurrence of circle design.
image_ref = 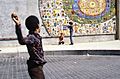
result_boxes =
[39,0,116,36]
[62,0,114,23]
[89,2,96,8]
[78,0,106,16]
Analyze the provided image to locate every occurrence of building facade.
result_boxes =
[0,0,120,45]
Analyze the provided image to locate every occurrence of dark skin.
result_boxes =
[11,12,40,33]
[59,33,64,41]
[11,12,21,26]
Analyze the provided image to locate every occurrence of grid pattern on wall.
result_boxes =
[39,0,116,36]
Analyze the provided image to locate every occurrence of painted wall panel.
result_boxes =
[0,0,117,40]
[39,0,116,37]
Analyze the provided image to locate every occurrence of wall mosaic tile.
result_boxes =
[39,0,116,36]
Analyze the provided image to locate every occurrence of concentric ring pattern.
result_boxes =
[39,0,116,36]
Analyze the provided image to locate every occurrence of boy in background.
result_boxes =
[58,32,64,45]
[67,22,74,45]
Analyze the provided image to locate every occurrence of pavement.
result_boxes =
[0,40,120,79]
[0,53,120,79]
[0,40,120,54]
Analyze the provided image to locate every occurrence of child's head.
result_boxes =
[25,15,39,31]
[60,33,63,36]
[59,33,64,38]
[69,22,73,25]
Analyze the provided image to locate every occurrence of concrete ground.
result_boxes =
[0,40,120,55]
[0,40,120,79]
[0,52,120,79]
[1,40,120,53]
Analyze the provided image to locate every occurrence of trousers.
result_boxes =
[28,66,45,79]
[70,31,73,44]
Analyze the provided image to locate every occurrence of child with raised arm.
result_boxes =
[67,22,74,45]
[11,12,46,79]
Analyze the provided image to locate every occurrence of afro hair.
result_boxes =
[25,15,39,31]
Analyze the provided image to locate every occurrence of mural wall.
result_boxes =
[39,0,116,37]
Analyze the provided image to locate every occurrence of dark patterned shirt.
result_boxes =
[15,24,46,69]
[67,25,73,34]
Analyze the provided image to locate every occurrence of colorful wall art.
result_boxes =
[39,0,116,36]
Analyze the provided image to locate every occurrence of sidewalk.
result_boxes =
[0,41,120,79]
[0,40,120,54]
[0,53,120,79]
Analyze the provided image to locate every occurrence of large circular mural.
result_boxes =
[63,0,115,24]
[75,0,106,16]
[39,0,116,36]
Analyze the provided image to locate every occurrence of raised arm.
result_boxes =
[11,12,25,45]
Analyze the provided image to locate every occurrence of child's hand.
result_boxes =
[11,12,21,25]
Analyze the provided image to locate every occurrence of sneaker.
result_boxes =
[69,43,73,45]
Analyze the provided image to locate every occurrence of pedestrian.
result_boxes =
[58,32,64,45]
[67,22,74,45]
[11,12,47,79]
